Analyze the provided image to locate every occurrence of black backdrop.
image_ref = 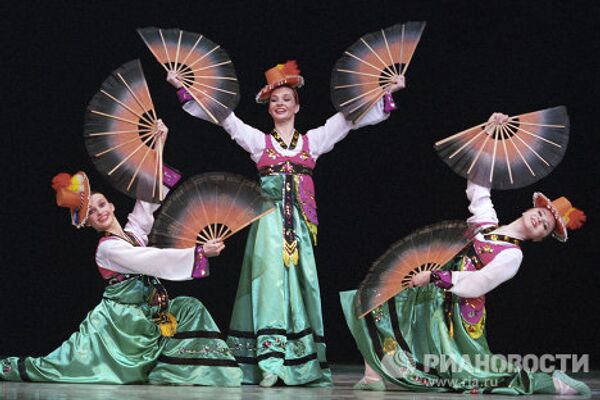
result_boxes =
[1,0,599,367]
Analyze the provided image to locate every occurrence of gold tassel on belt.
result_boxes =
[283,239,299,267]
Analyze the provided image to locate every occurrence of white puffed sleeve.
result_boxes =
[466,180,499,226]
[307,99,389,159]
[182,100,213,124]
[182,101,266,161]
[449,248,523,298]
[122,200,161,246]
[220,113,266,162]
[95,240,196,281]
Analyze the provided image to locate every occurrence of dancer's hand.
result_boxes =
[155,119,168,148]
[408,271,431,288]
[166,70,184,89]
[389,75,405,93]
[488,112,509,125]
[204,239,225,257]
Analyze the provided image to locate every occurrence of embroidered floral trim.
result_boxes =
[431,270,453,290]
[294,175,318,245]
[383,91,397,113]
[271,129,300,150]
[162,164,182,188]
[1,359,11,374]
[176,87,193,104]
[192,245,209,278]
[483,233,521,246]
[461,307,486,339]
[227,336,310,357]
[266,148,277,160]
[371,305,384,323]
[383,337,398,354]
[282,175,299,266]
[178,345,233,355]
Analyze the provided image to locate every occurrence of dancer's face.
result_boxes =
[268,86,299,124]
[521,207,555,241]
[87,193,116,232]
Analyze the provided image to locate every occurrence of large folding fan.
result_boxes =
[137,27,240,124]
[434,107,569,190]
[149,173,275,248]
[355,221,473,319]
[84,59,166,203]
[331,21,426,123]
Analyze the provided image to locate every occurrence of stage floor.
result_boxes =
[1,365,598,399]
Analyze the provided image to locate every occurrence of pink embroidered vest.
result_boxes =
[256,133,318,235]
[457,225,521,338]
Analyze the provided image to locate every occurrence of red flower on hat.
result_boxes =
[51,173,72,191]
[278,60,301,76]
[255,60,304,103]
[565,208,586,230]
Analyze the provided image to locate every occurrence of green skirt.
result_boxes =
[1,276,242,385]
[340,285,557,395]
[226,175,331,386]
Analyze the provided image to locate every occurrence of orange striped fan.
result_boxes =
[434,107,569,190]
[331,21,426,123]
[84,59,166,203]
[149,173,275,248]
[355,221,473,319]
[137,27,240,124]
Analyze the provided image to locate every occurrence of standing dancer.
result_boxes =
[168,61,403,386]
[1,123,242,386]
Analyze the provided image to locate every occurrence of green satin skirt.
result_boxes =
[340,286,557,394]
[226,175,331,386]
[0,276,242,385]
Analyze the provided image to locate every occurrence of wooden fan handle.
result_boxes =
[220,208,276,241]
[157,137,164,201]
[197,229,211,243]
[185,89,219,124]
[215,224,230,240]
[203,224,216,241]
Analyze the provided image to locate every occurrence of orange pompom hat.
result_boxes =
[52,171,91,228]
[532,192,586,242]
[255,60,304,103]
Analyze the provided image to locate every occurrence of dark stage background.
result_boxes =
[1,1,599,367]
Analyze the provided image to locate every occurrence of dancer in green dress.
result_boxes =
[0,123,242,386]
[168,61,404,386]
[342,122,589,395]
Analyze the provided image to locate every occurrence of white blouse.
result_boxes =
[448,181,523,298]
[182,100,389,163]
[95,200,197,281]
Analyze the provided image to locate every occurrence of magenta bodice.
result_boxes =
[459,231,520,327]
[257,134,318,229]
